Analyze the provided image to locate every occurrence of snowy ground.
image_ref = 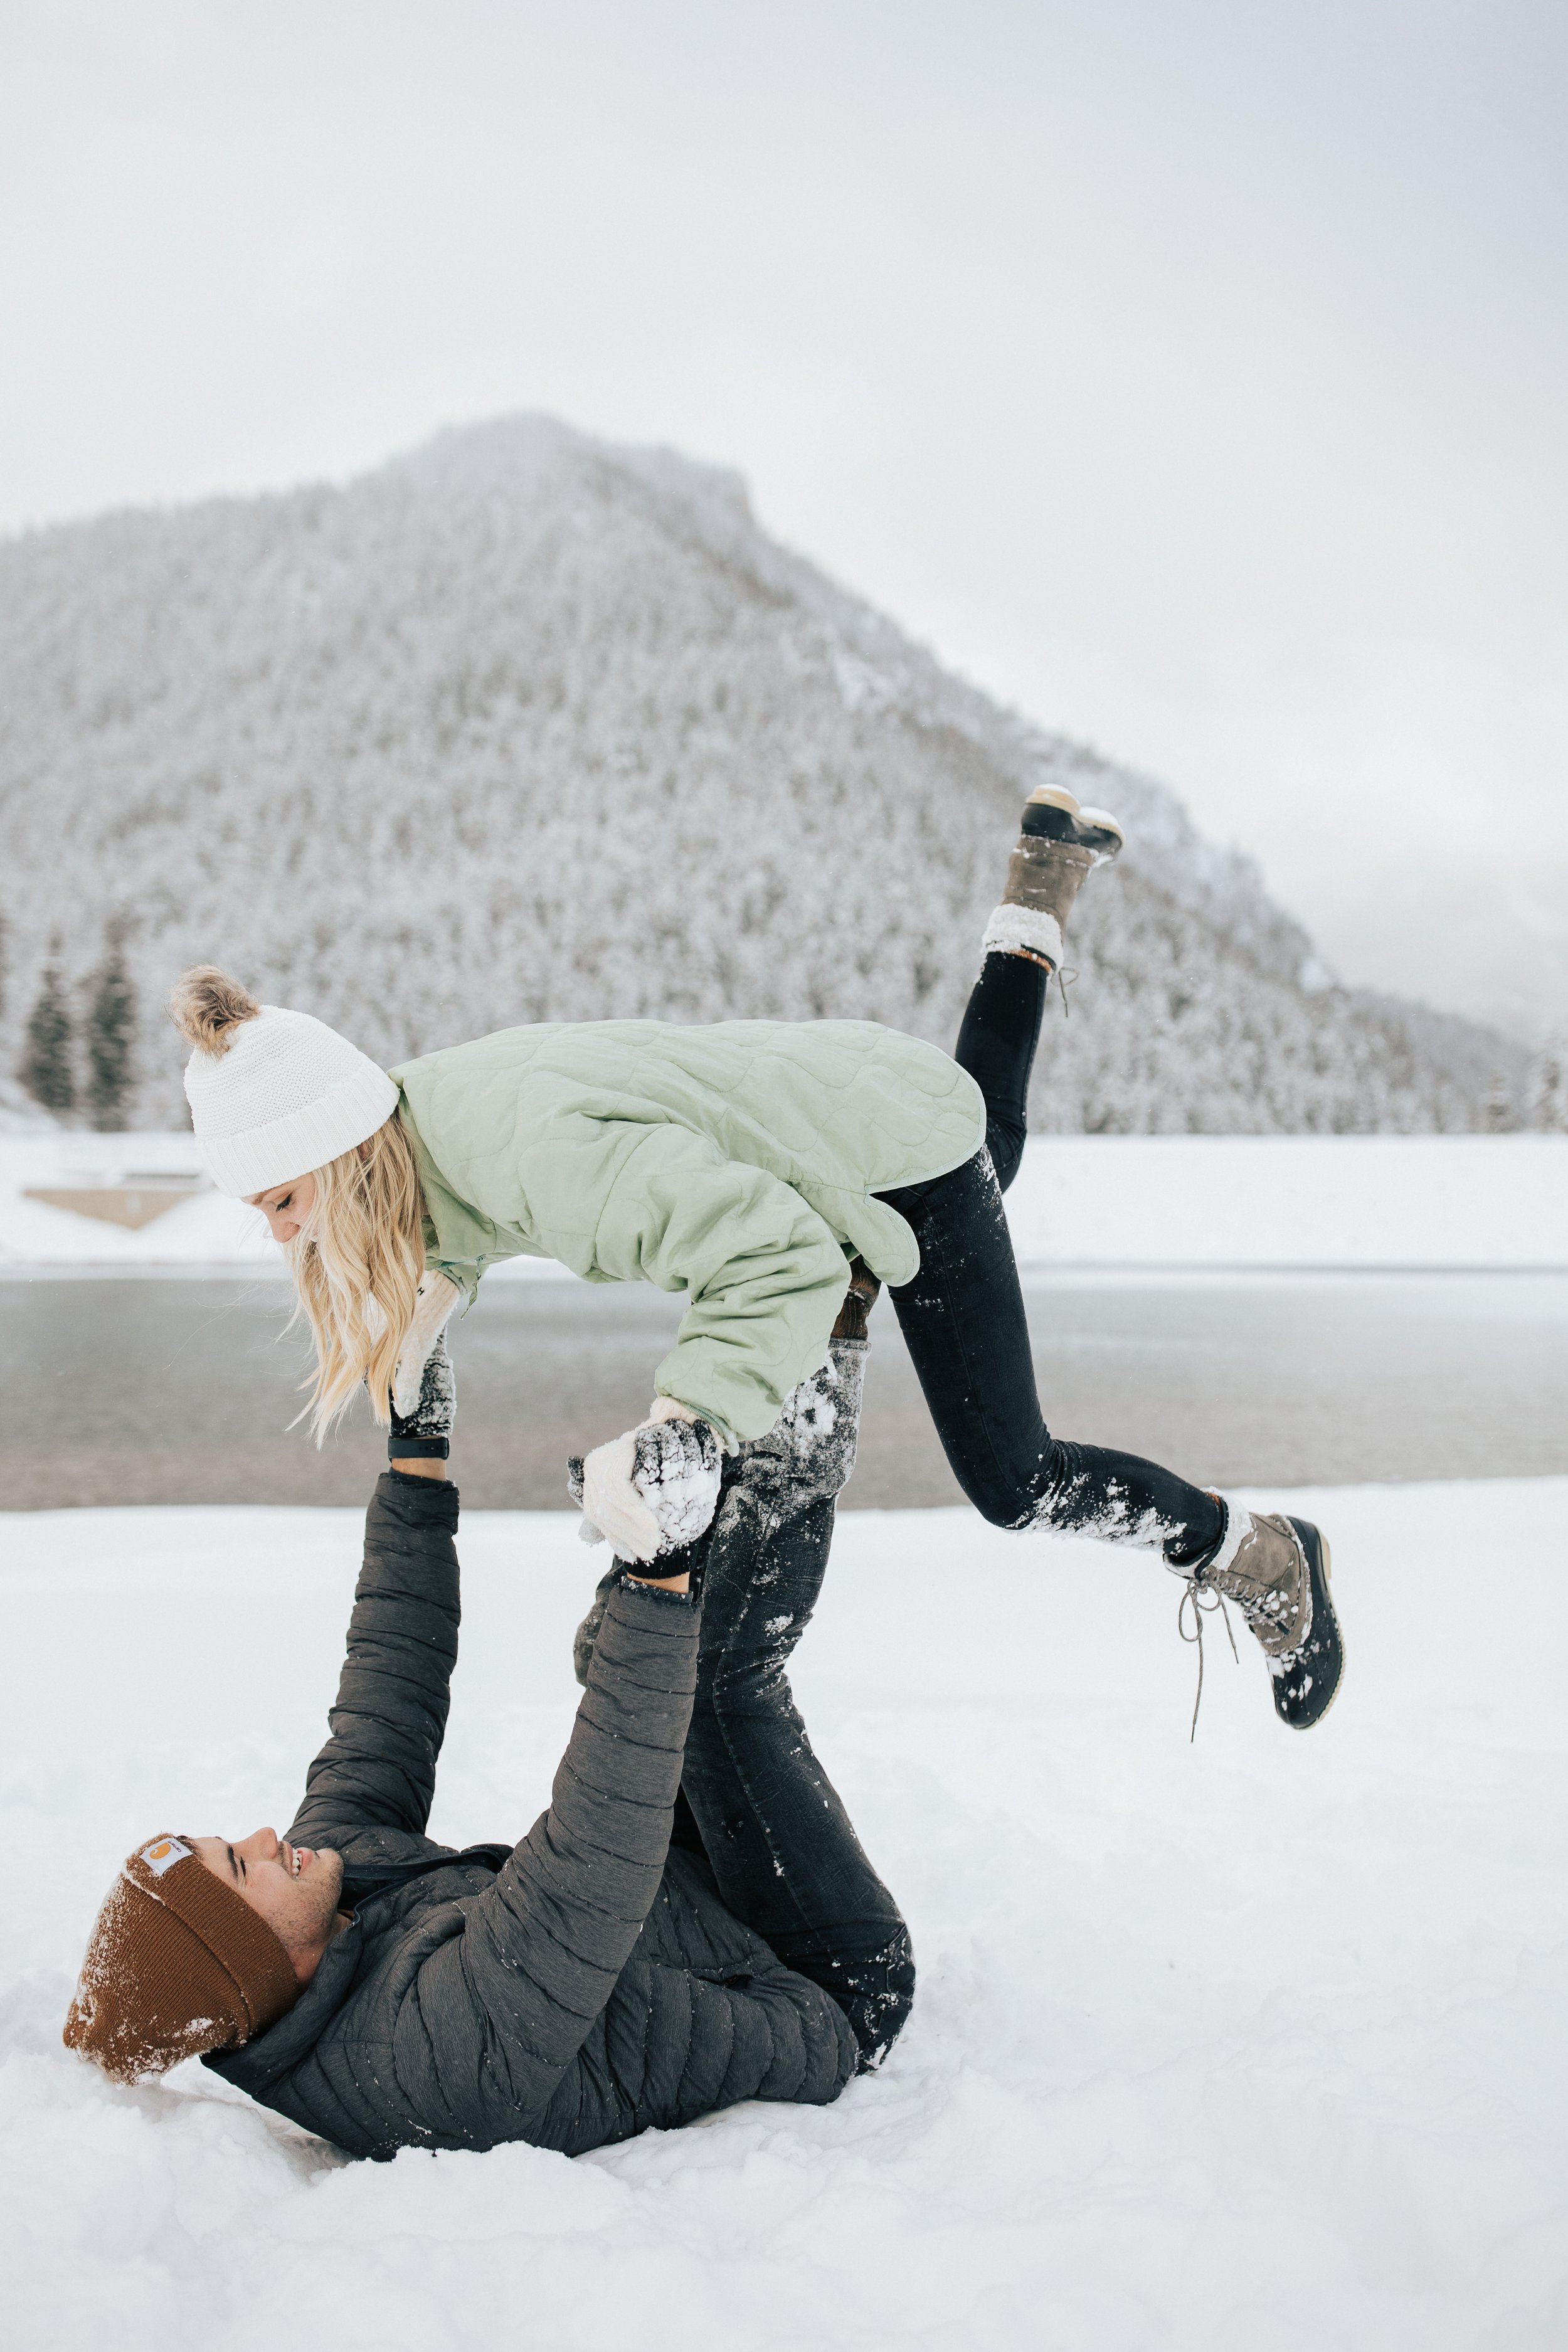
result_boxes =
[3,1131,1566,1271]
[4,1486,1565,2349]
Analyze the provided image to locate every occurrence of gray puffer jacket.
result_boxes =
[205,1475,856,2158]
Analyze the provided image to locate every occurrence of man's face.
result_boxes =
[191,1828,346,1985]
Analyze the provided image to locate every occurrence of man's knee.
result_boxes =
[724,1338,868,1519]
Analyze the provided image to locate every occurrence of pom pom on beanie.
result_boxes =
[171,966,399,1198]
[167,965,262,1058]
[63,1836,299,2084]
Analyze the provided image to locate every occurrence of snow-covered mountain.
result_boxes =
[0,414,1525,1131]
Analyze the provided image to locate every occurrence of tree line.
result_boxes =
[7,916,139,1130]
[9,905,1565,1135]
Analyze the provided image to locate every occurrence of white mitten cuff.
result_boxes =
[647,1394,703,1426]
[580,1429,665,1563]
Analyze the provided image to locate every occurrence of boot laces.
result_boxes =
[1177,1572,1239,1742]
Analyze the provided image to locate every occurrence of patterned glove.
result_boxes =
[388,1327,455,1461]
[568,1404,723,1564]
[392,1272,462,1419]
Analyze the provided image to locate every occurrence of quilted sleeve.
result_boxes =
[388,1574,700,2133]
[288,1472,460,1846]
[592,1122,852,1448]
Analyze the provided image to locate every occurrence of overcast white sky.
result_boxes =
[4,0,1565,1037]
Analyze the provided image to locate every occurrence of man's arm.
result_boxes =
[289,1471,460,1846]
[386,1569,699,2126]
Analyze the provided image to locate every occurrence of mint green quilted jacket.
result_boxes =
[390,1019,984,1446]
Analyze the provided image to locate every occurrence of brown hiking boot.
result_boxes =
[982,784,1123,971]
[1187,1505,1345,1732]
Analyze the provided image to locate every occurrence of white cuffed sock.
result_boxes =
[981,903,1063,968]
[1194,1497,1253,1579]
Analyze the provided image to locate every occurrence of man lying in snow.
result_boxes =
[63,1276,911,2158]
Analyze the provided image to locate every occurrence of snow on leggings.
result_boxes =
[879,954,1225,1562]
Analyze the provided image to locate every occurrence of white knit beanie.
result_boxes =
[183,1007,400,1198]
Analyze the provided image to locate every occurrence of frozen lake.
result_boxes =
[5,1267,1567,1507]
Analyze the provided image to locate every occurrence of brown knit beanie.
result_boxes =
[63,1835,300,2084]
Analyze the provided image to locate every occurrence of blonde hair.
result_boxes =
[285,1115,426,1442]
[167,963,424,1439]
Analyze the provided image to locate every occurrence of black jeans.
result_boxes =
[881,954,1225,1564]
[668,1343,914,2072]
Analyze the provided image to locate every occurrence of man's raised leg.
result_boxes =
[575,1316,913,2070]
[682,1337,913,2070]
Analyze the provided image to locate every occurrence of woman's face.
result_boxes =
[248,1171,317,1245]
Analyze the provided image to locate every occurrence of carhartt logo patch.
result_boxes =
[140,1837,191,1877]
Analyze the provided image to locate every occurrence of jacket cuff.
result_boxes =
[652,1386,742,1454]
[613,1568,699,1612]
[425,1257,481,1308]
[377,1468,460,1526]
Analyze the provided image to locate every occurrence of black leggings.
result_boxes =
[880,955,1224,1565]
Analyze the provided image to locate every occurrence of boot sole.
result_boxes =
[1308,1532,1347,1727]
[1025,783,1081,817]
[1271,1519,1346,1730]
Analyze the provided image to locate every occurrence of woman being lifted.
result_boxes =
[173,787,1343,1730]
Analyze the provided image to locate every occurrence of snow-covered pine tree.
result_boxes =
[1528,1036,1568,1132]
[1483,1075,1518,1133]
[85,923,137,1131]
[21,951,75,1116]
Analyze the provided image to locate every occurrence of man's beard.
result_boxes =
[253,1845,349,1989]
[295,1846,346,1939]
